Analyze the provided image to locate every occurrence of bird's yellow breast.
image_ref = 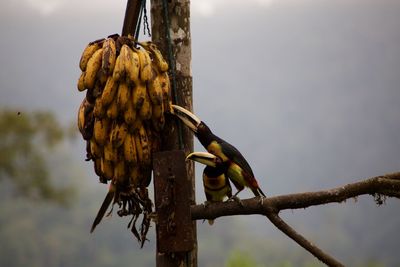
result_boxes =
[207,141,228,161]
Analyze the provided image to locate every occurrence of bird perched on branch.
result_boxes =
[186,151,232,224]
[172,105,266,198]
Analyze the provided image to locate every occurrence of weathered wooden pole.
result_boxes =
[150,0,197,266]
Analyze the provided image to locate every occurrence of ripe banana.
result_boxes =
[93,117,110,146]
[147,68,163,105]
[77,36,173,237]
[159,71,173,113]
[139,90,152,120]
[128,165,140,187]
[100,76,118,107]
[78,98,94,140]
[116,82,130,112]
[90,138,103,159]
[93,157,103,178]
[123,132,138,164]
[97,68,108,87]
[114,160,127,185]
[145,124,161,153]
[137,124,151,165]
[113,44,129,81]
[112,49,125,81]
[86,87,96,104]
[109,121,128,148]
[152,103,165,131]
[79,42,101,71]
[103,140,118,162]
[106,96,118,120]
[125,46,140,85]
[132,82,146,110]
[77,72,86,92]
[102,37,117,75]
[131,118,143,132]
[84,48,104,89]
[101,157,114,180]
[124,99,137,126]
[77,98,86,134]
[93,97,106,118]
[140,41,169,72]
[137,48,152,81]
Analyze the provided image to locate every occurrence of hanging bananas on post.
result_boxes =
[76,34,172,246]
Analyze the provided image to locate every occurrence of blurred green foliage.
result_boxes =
[0,109,74,205]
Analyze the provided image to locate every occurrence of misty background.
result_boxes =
[0,0,399,266]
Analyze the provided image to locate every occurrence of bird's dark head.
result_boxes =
[171,105,216,147]
[171,104,201,133]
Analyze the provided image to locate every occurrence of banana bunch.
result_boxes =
[76,34,172,244]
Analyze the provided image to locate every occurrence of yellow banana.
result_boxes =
[140,41,168,72]
[145,124,161,153]
[109,121,128,148]
[106,96,118,120]
[84,48,103,89]
[93,97,106,119]
[93,117,110,146]
[113,44,129,81]
[112,49,125,81]
[77,72,86,91]
[159,71,173,113]
[101,37,117,75]
[79,42,101,71]
[137,124,151,165]
[124,99,137,126]
[116,82,130,112]
[147,68,163,105]
[123,132,138,164]
[134,131,144,165]
[77,99,86,134]
[132,82,146,110]
[103,140,118,162]
[136,48,152,81]
[93,157,103,178]
[125,46,140,85]
[114,160,127,185]
[152,103,165,131]
[131,119,143,132]
[97,68,108,87]
[101,157,114,180]
[128,165,140,187]
[100,76,118,107]
[139,89,152,120]
[90,138,103,159]
[78,98,94,140]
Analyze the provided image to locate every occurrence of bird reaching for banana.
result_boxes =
[186,151,232,224]
[172,105,266,199]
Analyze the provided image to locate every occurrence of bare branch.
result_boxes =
[190,172,400,266]
[191,172,400,219]
[265,213,344,267]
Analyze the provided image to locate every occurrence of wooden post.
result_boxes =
[150,0,197,266]
[121,0,142,36]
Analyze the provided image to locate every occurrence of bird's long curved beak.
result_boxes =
[171,105,201,133]
[186,151,217,167]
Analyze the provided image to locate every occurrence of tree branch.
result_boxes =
[190,172,400,266]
